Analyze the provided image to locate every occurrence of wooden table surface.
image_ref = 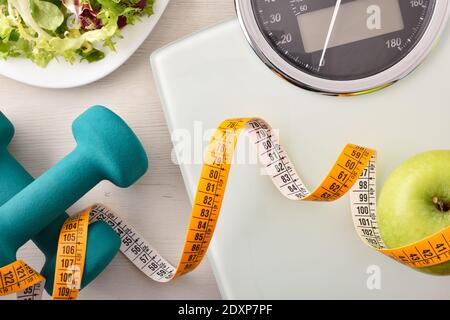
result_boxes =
[0,0,235,300]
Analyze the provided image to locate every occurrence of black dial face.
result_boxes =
[252,0,436,81]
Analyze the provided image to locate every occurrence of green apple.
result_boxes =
[378,150,450,275]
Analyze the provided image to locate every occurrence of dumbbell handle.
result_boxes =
[0,148,61,255]
[0,148,103,255]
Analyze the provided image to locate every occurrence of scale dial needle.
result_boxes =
[318,0,342,71]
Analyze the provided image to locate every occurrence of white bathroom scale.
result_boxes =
[151,18,450,299]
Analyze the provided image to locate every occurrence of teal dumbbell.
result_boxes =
[0,106,149,295]
[0,111,121,295]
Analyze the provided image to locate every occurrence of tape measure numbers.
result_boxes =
[88,119,377,283]
[2,117,450,300]
[0,260,44,299]
[53,209,90,300]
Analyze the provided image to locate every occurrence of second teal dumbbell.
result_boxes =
[0,106,149,295]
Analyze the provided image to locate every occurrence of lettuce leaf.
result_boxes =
[30,0,64,31]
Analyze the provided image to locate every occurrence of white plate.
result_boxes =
[152,20,450,299]
[0,0,169,89]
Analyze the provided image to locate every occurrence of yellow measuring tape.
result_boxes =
[0,260,44,299]
[52,209,89,300]
[2,117,450,300]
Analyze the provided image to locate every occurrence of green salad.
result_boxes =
[0,0,154,67]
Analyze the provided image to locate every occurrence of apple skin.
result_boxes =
[378,150,450,275]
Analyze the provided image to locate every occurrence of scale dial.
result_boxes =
[236,0,450,94]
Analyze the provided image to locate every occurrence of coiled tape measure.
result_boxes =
[3,118,450,300]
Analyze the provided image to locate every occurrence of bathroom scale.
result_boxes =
[151,2,450,299]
